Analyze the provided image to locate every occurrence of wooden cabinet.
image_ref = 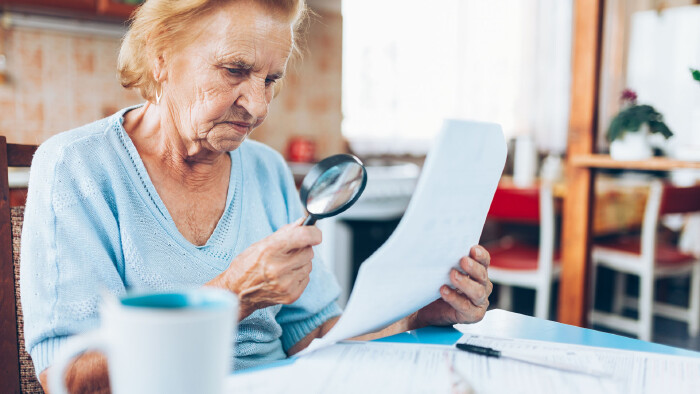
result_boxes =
[96,0,139,19]
[0,0,95,12]
[0,0,140,20]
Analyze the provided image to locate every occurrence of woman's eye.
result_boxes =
[265,79,276,86]
[227,68,244,76]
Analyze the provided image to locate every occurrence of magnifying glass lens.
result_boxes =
[299,154,368,225]
[307,163,364,215]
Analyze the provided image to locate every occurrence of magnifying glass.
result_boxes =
[299,154,368,226]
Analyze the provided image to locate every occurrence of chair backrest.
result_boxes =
[638,181,700,264]
[659,184,700,216]
[488,187,541,224]
[488,183,557,275]
[0,136,41,394]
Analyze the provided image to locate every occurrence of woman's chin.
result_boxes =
[208,136,247,152]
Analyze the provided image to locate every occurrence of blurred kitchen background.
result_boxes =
[2,0,700,350]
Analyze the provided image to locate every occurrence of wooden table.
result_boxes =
[497,175,649,236]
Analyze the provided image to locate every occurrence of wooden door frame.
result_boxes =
[557,0,605,326]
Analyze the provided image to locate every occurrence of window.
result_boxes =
[342,0,573,155]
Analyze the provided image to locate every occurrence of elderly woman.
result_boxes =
[21,0,492,392]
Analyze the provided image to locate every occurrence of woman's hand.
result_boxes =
[40,352,110,394]
[413,245,493,327]
[290,245,492,350]
[207,220,321,320]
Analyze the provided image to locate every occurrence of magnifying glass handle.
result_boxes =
[302,214,317,226]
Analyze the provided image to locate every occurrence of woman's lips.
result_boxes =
[226,121,252,135]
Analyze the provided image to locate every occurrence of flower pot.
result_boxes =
[609,125,653,160]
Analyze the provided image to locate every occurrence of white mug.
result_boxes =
[49,288,238,394]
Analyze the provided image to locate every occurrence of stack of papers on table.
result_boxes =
[226,335,700,393]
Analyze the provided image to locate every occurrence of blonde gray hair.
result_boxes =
[118,0,307,102]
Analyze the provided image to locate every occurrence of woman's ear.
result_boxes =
[152,54,167,83]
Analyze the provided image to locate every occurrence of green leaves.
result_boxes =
[692,68,700,82]
[606,104,673,142]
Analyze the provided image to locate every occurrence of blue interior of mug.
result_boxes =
[120,290,233,309]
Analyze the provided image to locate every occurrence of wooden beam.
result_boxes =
[0,137,21,394]
[558,0,605,327]
[7,143,37,167]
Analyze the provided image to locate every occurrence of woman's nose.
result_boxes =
[235,78,269,120]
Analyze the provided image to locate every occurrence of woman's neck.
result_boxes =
[122,102,230,189]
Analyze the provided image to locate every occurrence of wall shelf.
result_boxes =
[571,154,700,171]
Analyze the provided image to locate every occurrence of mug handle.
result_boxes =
[49,330,107,394]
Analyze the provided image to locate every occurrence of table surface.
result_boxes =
[239,309,700,375]
[378,309,700,358]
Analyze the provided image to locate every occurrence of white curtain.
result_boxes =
[341,0,573,155]
[626,6,700,151]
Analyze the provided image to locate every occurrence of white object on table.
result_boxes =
[303,120,507,353]
[226,338,667,394]
[513,135,537,187]
[226,310,700,393]
[49,289,238,394]
[454,332,700,394]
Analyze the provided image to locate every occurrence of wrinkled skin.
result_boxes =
[211,219,321,318]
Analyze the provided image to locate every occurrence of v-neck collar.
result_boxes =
[107,105,242,269]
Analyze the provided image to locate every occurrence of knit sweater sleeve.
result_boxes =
[19,137,126,377]
[274,160,342,353]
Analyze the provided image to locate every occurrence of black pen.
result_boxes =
[455,343,609,378]
[456,343,501,357]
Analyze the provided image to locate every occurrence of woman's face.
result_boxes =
[161,1,293,154]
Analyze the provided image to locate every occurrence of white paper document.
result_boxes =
[456,334,700,393]
[227,338,700,394]
[296,341,619,394]
[302,120,507,353]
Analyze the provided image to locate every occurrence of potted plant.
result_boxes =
[607,89,673,160]
[692,68,700,84]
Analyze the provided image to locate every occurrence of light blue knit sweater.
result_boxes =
[20,106,342,376]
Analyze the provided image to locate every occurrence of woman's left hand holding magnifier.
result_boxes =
[209,153,366,320]
[207,219,321,320]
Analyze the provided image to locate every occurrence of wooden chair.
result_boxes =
[590,180,700,342]
[0,136,42,393]
[486,183,561,319]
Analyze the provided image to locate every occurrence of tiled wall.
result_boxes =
[0,9,343,158]
[0,28,142,144]
[254,11,344,159]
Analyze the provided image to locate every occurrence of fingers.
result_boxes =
[440,284,484,317]
[275,224,322,252]
[267,246,314,279]
[449,268,490,307]
[470,245,490,268]
[458,256,488,285]
[289,247,315,272]
[292,246,315,262]
[278,256,313,304]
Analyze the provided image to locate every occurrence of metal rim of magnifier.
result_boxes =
[299,153,368,220]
